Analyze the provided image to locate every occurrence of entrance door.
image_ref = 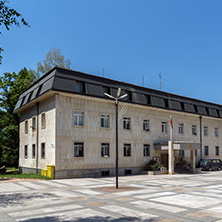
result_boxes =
[161,154,168,167]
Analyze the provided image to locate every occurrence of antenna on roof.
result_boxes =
[142,76,144,87]
[102,69,104,77]
[159,72,161,91]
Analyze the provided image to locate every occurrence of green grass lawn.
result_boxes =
[0,167,51,180]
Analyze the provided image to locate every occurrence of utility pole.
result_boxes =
[142,76,144,87]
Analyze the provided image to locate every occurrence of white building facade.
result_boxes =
[14,67,222,178]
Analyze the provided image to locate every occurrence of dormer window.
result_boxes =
[76,81,84,93]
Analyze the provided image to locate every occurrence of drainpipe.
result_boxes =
[199,116,202,159]
[36,102,39,174]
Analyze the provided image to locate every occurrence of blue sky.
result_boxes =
[1,0,222,104]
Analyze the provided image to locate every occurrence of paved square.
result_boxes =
[1,172,222,221]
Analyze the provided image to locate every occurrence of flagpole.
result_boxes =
[168,115,174,174]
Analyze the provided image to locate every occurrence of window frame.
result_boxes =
[204,145,209,156]
[143,120,150,132]
[204,126,208,136]
[178,123,184,134]
[143,144,150,156]
[101,114,110,128]
[41,113,46,129]
[73,111,84,126]
[215,146,220,156]
[215,128,219,137]
[123,117,131,130]
[101,143,110,157]
[192,125,197,136]
[32,144,36,159]
[32,116,36,131]
[76,81,84,93]
[41,143,46,159]
[124,144,131,157]
[24,145,28,159]
[74,142,84,157]
[25,120,28,134]
[161,122,168,133]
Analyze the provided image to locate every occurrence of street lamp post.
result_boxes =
[105,88,127,189]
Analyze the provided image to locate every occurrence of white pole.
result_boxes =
[168,116,174,174]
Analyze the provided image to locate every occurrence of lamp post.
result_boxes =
[105,88,127,189]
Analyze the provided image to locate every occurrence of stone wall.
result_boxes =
[19,95,56,172]
[55,93,222,177]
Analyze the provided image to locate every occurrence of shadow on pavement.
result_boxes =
[0,192,57,207]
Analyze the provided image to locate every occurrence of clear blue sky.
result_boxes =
[1,0,222,104]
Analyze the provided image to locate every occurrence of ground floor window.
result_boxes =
[32,144,36,159]
[101,143,110,157]
[215,146,220,156]
[143,144,150,156]
[124,144,131,156]
[24,145,28,159]
[74,142,84,157]
[41,143,45,159]
[204,146,209,156]
[101,170,110,176]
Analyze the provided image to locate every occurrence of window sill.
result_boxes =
[100,127,110,130]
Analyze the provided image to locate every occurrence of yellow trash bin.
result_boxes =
[47,165,55,179]
[41,169,47,177]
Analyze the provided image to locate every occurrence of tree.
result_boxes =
[37,48,71,75]
[0,68,36,165]
[0,0,29,64]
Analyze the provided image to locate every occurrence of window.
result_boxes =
[125,169,132,175]
[24,145,28,159]
[74,142,84,157]
[124,144,131,156]
[216,146,220,156]
[102,170,110,176]
[143,120,150,131]
[125,91,132,101]
[101,143,110,157]
[123,117,131,130]
[195,150,198,156]
[215,128,219,137]
[25,120,28,134]
[32,144,36,159]
[179,150,185,156]
[41,143,45,159]
[101,114,110,128]
[178,124,184,134]
[161,122,167,133]
[76,81,84,93]
[102,86,109,95]
[204,126,208,136]
[41,113,46,128]
[204,146,209,156]
[192,125,197,135]
[32,117,36,131]
[74,112,84,126]
[143,144,150,156]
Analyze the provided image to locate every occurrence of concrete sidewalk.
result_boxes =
[1,172,222,221]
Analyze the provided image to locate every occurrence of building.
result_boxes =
[14,67,222,178]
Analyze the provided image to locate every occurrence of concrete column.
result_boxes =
[168,141,174,174]
[190,149,196,173]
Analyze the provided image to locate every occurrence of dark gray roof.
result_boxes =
[14,67,222,118]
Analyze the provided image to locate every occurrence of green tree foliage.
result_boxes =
[37,48,71,75]
[0,0,29,64]
[0,68,36,165]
